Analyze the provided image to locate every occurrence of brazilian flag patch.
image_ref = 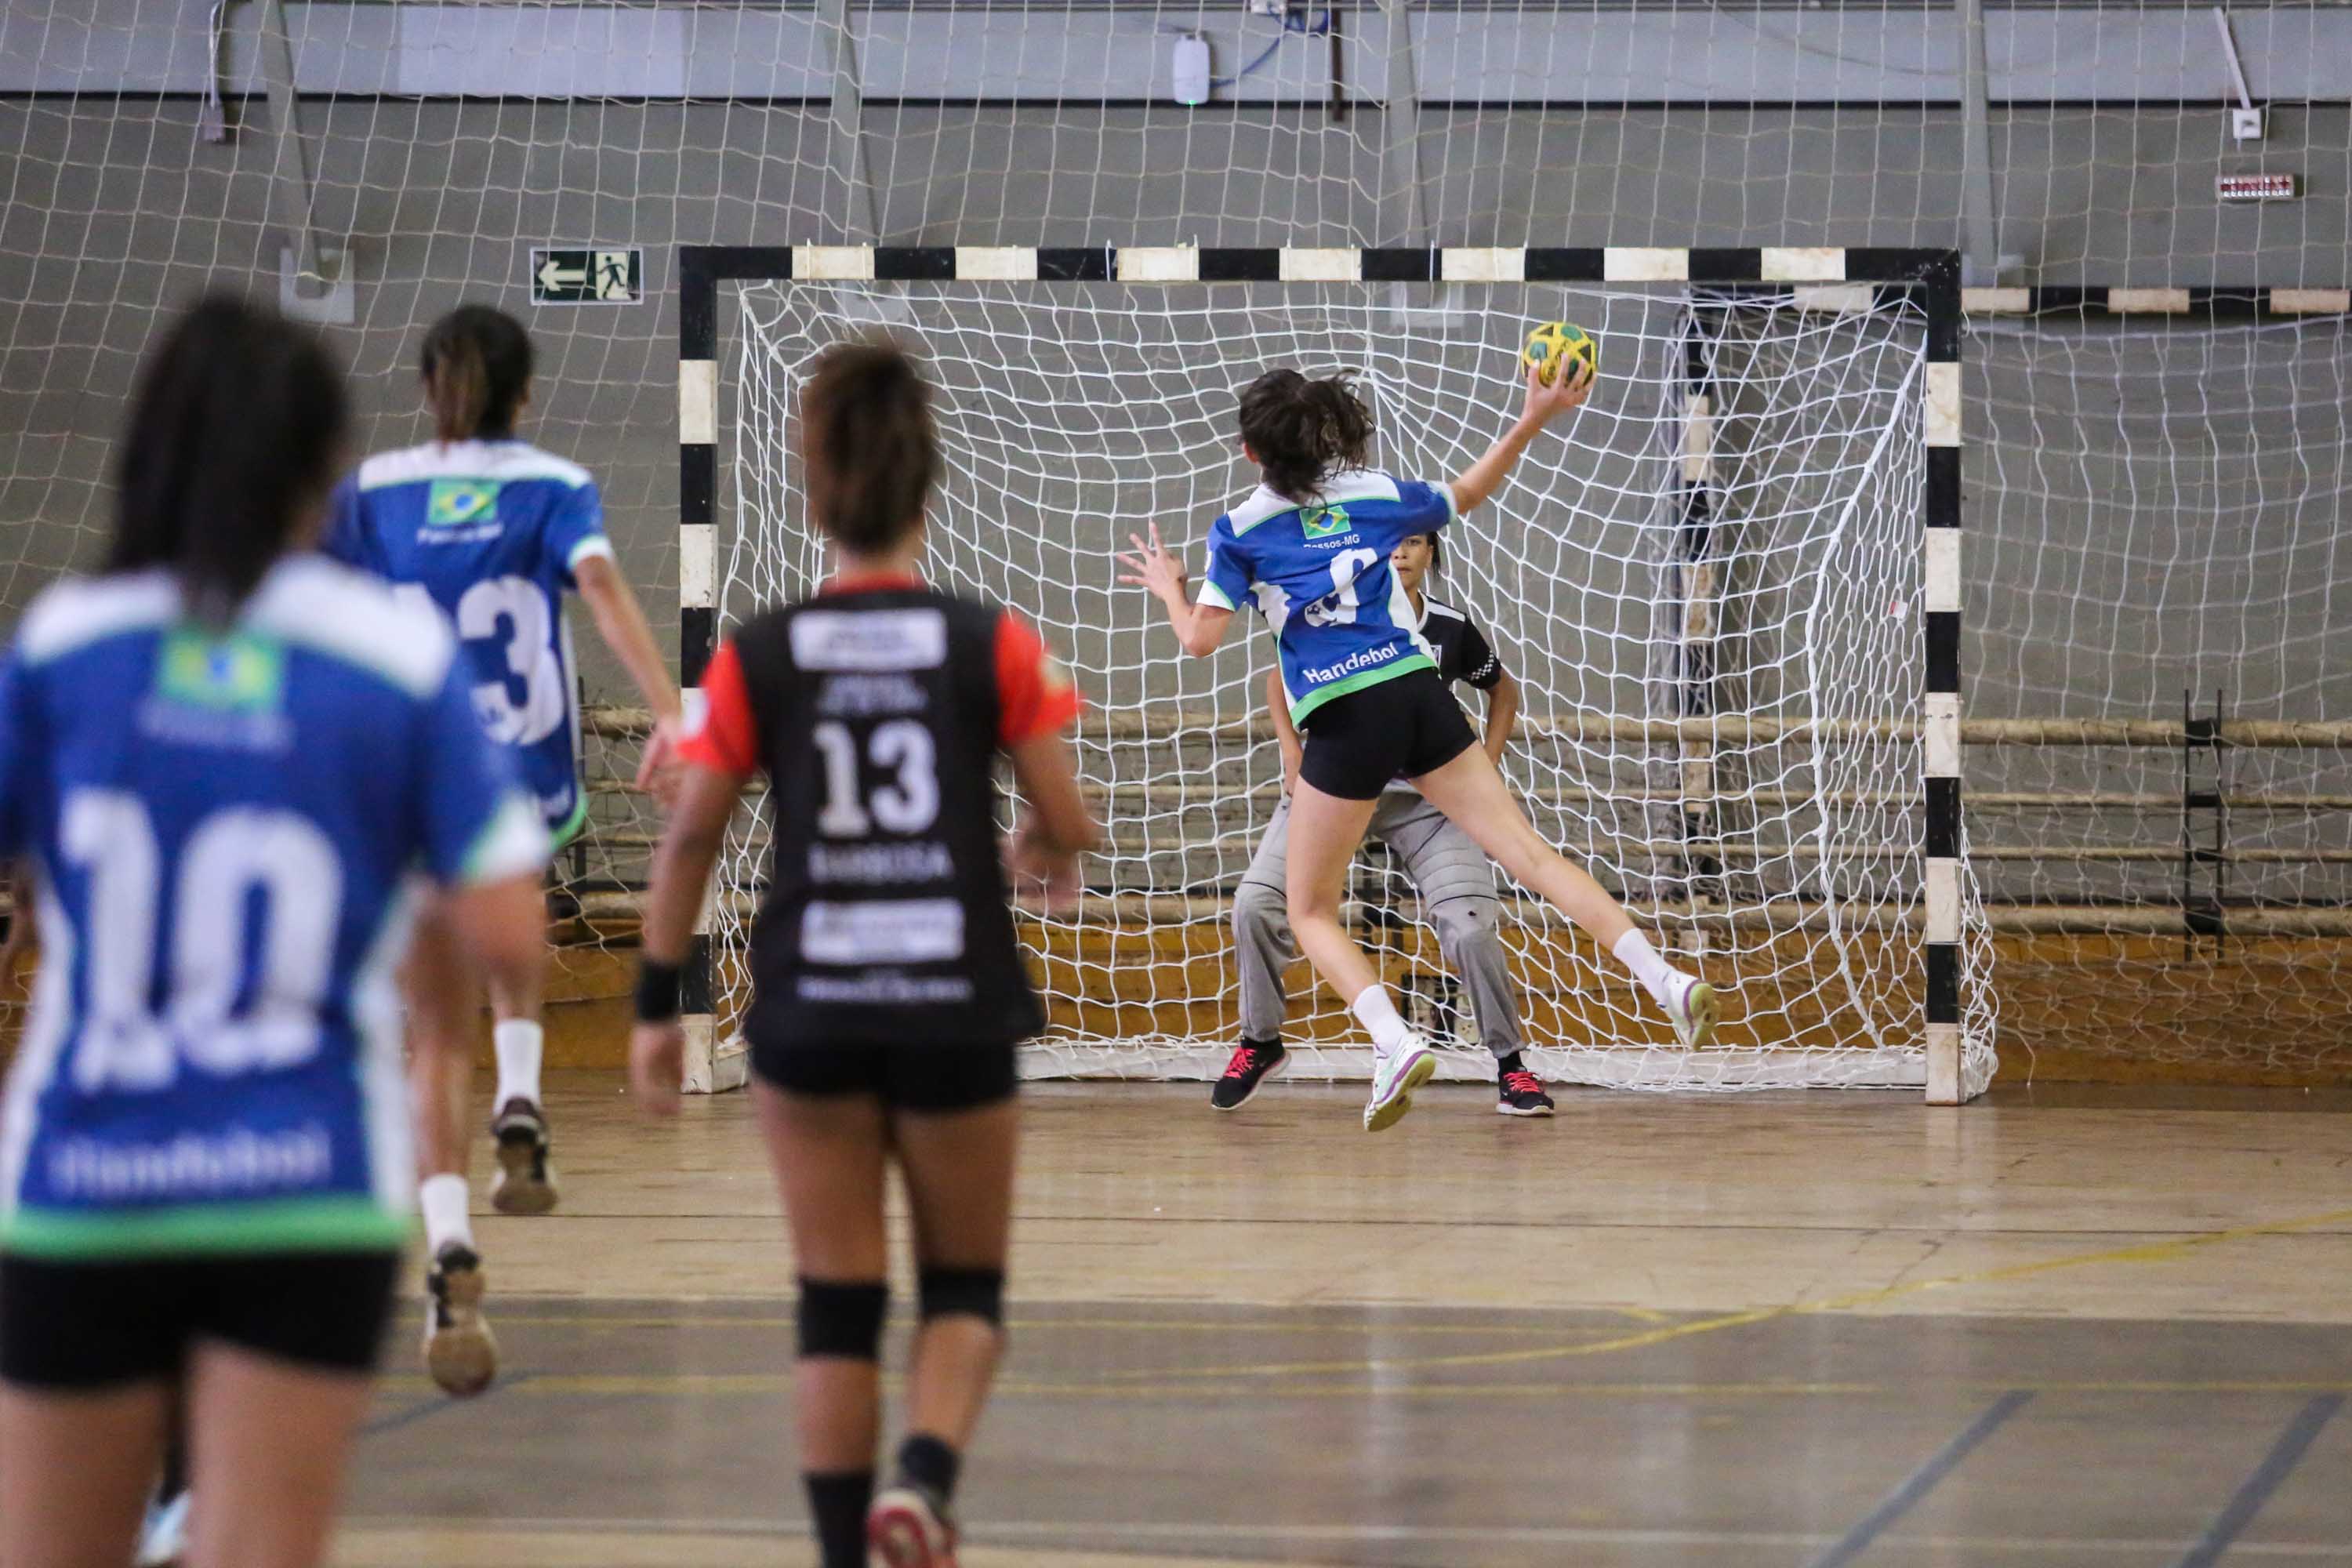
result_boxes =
[426,478,502,528]
[157,628,285,713]
[1300,503,1352,539]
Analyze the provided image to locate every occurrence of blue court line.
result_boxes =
[361,1373,531,1439]
[1804,1389,2033,1568]
[2172,1394,2345,1568]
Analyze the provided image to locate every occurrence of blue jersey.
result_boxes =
[326,439,613,842]
[0,560,548,1259]
[1197,469,1459,724]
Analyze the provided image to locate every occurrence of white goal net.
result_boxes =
[720,280,1998,1094]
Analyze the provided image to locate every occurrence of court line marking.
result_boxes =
[1076,1204,2352,1382]
[335,1513,2352,1557]
[364,1374,2352,1403]
[462,1311,1669,1334]
[2174,1394,2346,1568]
[1806,1390,2033,1568]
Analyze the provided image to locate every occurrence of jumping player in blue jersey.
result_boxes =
[327,305,683,1391]
[0,297,546,1568]
[1123,360,1718,1131]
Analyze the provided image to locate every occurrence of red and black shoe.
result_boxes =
[1209,1040,1288,1112]
[1496,1052,1555,1117]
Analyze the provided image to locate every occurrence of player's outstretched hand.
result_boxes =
[635,713,685,806]
[1115,522,1188,604]
[1519,354,1595,429]
[630,1021,684,1116]
[1005,824,1083,915]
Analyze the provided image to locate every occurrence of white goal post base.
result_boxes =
[678,243,1990,1102]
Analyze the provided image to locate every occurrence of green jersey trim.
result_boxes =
[545,790,590,852]
[1196,581,1239,613]
[0,1197,409,1260]
[1287,652,1437,726]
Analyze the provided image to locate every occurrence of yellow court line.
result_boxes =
[368,1374,2352,1403]
[1076,1203,2352,1383]
[472,1311,1666,1335]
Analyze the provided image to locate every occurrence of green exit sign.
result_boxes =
[531,246,641,304]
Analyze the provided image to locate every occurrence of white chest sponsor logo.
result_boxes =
[800,898,967,966]
[791,609,947,672]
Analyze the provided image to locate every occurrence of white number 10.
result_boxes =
[61,789,342,1091]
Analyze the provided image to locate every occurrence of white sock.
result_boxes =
[1612,929,1680,1007]
[493,1018,544,1109]
[419,1173,474,1254]
[1351,984,1412,1054]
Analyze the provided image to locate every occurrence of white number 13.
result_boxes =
[813,720,941,838]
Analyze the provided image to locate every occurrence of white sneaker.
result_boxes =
[1663,972,1720,1050]
[135,1489,189,1567]
[1363,1033,1439,1133]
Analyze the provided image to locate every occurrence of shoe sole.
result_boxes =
[490,1132,558,1216]
[1679,982,1720,1050]
[1363,1051,1438,1133]
[1496,1100,1557,1117]
[868,1496,955,1568]
[424,1267,498,1398]
[1210,1053,1288,1112]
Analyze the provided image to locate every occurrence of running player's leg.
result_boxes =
[1219,799,1297,1109]
[402,907,497,1396]
[878,1069,1018,1568]
[485,925,557,1217]
[753,1081,891,1568]
[1284,779,1439,1130]
[1409,746,1717,1047]
[1374,793,1552,1115]
[181,1335,377,1568]
[0,1375,169,1568]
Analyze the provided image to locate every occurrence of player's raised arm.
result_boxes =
[1118,521,1234,657]
[1448,354,1595,517]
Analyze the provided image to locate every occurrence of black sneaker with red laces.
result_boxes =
[1209,1039,1288,1111]
[1495,1051,1555,1117]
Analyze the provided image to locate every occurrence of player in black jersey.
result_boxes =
[1219,529,1557,1116]
[630,342,1098,1568]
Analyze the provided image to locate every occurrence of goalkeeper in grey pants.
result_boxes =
[1211,532,1557,1117]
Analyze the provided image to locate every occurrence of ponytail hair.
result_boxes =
[421,304,534,441]
[108,294,349,626]
[1236,368,1374,499]
[798,339,938,554]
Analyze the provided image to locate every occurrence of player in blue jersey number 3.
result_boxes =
[0,298,547,1568]
[327,306,684,1392]
[1123,357,1719,1131]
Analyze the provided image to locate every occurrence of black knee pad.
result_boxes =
[918,1268,1005,1329]
[797,1277,889,1359]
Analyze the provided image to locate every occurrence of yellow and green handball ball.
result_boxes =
[1522,321,1598,389]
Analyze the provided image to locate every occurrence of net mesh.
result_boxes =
[1971,314,2352,1080]
[723,280,1995,1091]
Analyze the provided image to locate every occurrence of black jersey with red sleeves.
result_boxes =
[684,580,1079,1047]
[1417,596,1504,691]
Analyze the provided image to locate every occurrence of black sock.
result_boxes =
[804,1469,874,1568]
[1497,1050,1524,1076]
[895,1432,962,1501]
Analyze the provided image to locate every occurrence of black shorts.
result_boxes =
[750,1036,1022,1112]
[1298,667,1479,800]
[0,1250,401,1391]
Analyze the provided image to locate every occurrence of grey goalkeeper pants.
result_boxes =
[1233,791,1525,1060]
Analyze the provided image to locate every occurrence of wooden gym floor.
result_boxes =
[335,1075,2352,1567]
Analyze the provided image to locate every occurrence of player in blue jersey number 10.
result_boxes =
[1123,350,1719,1131]
[0,297,547,1568]
[326,306,685,1393]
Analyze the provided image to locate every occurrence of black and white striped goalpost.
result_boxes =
[673,242,1973,1099]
